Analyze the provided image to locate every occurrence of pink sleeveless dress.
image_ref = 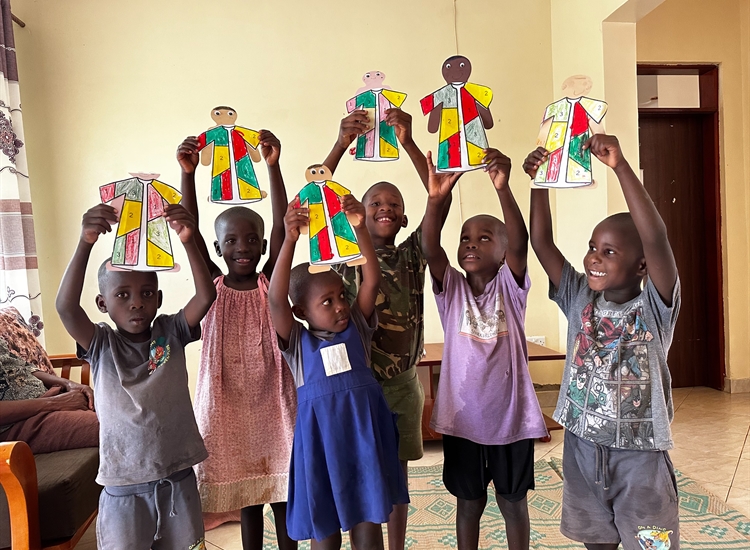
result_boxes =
[194,274,297,516]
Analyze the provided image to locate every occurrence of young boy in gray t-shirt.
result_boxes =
[526,135,681,550]
[56,201,216,550]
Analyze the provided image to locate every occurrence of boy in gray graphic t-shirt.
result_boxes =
[56,201,216,550]
[526,135,681,550]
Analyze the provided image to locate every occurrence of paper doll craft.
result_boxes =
[197,106,266,204]
[100,173,182,272]
[293,165,366,274]
[533,75,608,188]
[346,71,407,162]
[420,56,493,172]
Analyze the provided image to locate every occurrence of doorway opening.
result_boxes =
[637,64,723,389]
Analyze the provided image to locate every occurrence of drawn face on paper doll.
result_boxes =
[96,259,162,342]
[305,164,331,183]
[289,264,351,333]
[214,207,267,278]
[211,106,238,126]
[362,70,386,89]
[561,75,593,98]
[442,56,472,84]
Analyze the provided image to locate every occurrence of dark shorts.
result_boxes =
[381,368,425,461]
[561,430,680,550]
[97,468,205,550]
[442,435,535,502]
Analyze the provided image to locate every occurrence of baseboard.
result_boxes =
[723,377,750,393]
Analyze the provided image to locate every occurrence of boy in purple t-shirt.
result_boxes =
[422,148,548,550]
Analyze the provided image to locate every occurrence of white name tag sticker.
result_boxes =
[320,343,353,377]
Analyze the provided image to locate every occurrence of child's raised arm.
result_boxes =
[484,148,528,284]
[258,130,289,278]
[268,201,310,344]
[422,152,461,292]
[177,137,223,280]
[323,110,370,175]
[56,204,119,350]
[585,134,678,304]
[526,147,566,289]
[384,108,429,187]
[385,108,454,228]
[340,195,380,320]
[163,204,217,328]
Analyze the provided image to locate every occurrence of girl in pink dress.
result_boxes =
[177,133,297,550]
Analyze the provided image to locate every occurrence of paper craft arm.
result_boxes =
[200,144,213,166]
[478,104,494,130]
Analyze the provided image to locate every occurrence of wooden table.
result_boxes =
[417,342,565,441]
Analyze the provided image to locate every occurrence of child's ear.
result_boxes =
[95,294,107,313]
[262,239,268,255]
[401,214,409,228]
[291,304,306,320]
[157,290,163,309]
[637,257,648,278]
[214,241,222,257]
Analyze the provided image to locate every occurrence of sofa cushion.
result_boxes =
[0,446,100,548]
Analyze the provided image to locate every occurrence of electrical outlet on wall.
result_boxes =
[526,336,546,346]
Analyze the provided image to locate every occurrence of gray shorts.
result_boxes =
[561,430,680,550]
[97,468,206,550]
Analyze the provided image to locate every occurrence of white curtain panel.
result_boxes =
[0,0,44,343]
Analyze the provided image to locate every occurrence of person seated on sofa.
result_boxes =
[0,308,98,454]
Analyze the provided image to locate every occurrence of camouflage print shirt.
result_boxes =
[335,227,426,382]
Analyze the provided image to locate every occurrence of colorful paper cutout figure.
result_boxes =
[346,71,407,162]
[533,75,608,188]
[420,56,493,172]
[100,173,182,272]
[197,106,266,204]
[293,165,366,274]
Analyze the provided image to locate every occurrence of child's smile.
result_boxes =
[364,182,406,246]
[584,219,646,302]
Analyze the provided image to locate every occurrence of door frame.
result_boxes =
[637,64,724,390]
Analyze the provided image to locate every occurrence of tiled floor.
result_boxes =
[75,386,749,549]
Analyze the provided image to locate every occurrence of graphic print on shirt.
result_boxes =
[148,336,171,375]
[561,300,655,448]
[635,526,673,549]
[458,293,508,342]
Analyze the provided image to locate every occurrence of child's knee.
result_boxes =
[457,495,488,519]
[495,493,529,521]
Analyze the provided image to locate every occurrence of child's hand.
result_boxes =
[259,129,281,167]
[483,148,512,190]
[385,108,413,145]
[177,137,200,174]
[337,110,370,150]
[340,194,365,228]
[425,151,461,200]
[584,134,624,169]
[522,147,549,179]
[284,200,309,242]
[164,204,196,243]
[80,204,118,245]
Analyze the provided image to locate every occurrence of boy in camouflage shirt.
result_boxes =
[323,106,451,550]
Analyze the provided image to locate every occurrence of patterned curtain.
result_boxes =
[0,0,43,342]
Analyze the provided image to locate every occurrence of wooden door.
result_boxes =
[638,114,721,388]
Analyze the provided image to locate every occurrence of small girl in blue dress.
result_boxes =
[269,194,408,549]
